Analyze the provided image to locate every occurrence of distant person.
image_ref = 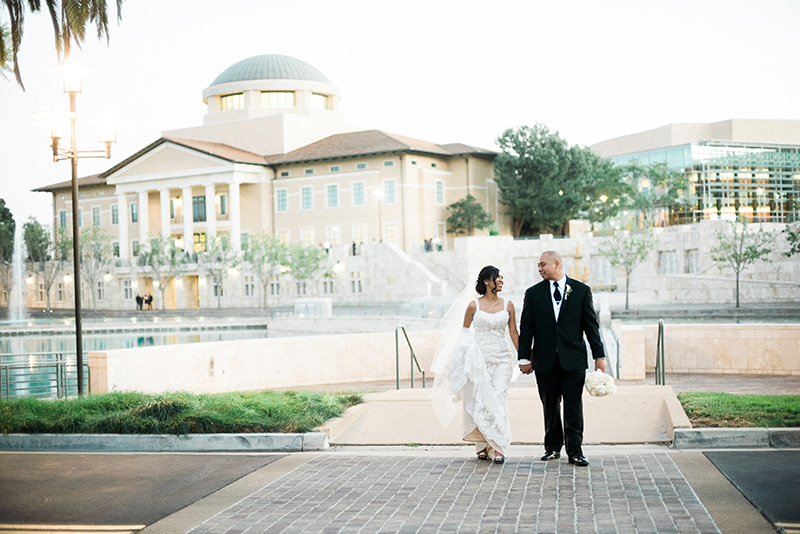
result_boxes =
[145,294,153,310]
[433,235,442,251]
[518,250,606,467]
[135,294,143,310]
[432,265,519,464]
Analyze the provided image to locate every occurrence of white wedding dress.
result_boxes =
[432,297,514,456]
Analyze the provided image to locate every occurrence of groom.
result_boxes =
[518,250,606,466]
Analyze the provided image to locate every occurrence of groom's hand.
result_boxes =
[519,363,533,375]
[595,358,607,373]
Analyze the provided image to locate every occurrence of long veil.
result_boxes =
[430,283,478,427]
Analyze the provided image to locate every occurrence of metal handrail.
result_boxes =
[655,320,666,385]
[1,352,90,399]
[395,326,426,389]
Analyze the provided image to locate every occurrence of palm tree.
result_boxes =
[1,0,123,89]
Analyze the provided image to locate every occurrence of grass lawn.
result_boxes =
[678,392,800,428]
[0,390,363,435]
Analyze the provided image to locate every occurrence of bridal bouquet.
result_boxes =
[585,370,617,397]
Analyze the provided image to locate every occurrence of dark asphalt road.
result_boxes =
[0,453,283,526]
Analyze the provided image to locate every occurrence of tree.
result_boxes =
[493,124,619,236]
[1,0,124,89]
[782,223,800,258]
[598,230,654,310]
[23,217,67,312]
[0,198,15,306]
[618,161,689,228]
[287,244,327,297]
[198,234,240,309]
[78,225,111,310]
[244,232,289,309]
[446,194,493,236]
[141,234,187,310]
[711,218,775,308]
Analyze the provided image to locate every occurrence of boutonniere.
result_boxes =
[564,284,573,301]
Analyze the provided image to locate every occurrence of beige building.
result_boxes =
[33,54,505,310]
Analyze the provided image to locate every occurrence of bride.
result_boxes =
[431,265,519,463]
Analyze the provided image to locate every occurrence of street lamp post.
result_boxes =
[41,58,116,395]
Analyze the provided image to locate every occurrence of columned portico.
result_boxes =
[160,189,170,238]
[117,195,129,262]
[205,183,217,241]
[138,191,150,243]
[229,181,241,251]
[182,186,193,253]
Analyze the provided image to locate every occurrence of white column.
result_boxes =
[182,186,193,253]
[117,195,129,262]
[205,183,217,241]
[229,181,241,251]
[138,190,150,243]
[159,189,171,239]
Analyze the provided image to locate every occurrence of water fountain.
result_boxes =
[9,223,26,322]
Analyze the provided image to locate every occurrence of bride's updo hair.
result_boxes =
[476,265,500,295]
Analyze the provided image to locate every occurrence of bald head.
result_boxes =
[538,250,564,281]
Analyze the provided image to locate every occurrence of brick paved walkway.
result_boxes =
[187,453,720,534]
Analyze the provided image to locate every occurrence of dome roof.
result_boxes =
[211,54,331,86]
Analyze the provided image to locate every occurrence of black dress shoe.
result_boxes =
[540,451,561,461]
[568,455,589,466]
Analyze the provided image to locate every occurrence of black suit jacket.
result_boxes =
[517,277,605,373]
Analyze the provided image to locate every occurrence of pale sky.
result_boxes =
[2,0,799,225]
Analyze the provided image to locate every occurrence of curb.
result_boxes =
[672,428,800,449]
[0,432,329,453]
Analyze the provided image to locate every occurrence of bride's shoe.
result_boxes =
[477,448,489,460]
[493,454,505,464]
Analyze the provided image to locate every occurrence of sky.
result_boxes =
[2,0,799,225]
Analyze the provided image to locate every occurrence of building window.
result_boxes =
[97,281,105,301]
[356,162,367,170]
[352,182,365,206]
[352,223,367,245]
[311,93,328,110]
[193,196,207,222]
[276,229,290,245]
[213,282,223,297]
[131,203,138,223]
[261,91,295,108]
[326,184,339,208]
[431,163,437,168]
[660,251,678,275]
[219,194,227,215]
[96,191,104,197]
[276,189,288,212]
[436,180,445,205]
[59,210,67,228]
[132,240,139,257]
[330,165,340,172]
[123,280,132,299]
[280,171,289,177]
[57,282,64,301]
[300,227,315,246]
[220,92,244,110]
[351,271,362,294]
[269,278,280,296]
[305,168,315,175]
[301,186,313,210]
[384,160,394,167]
[193,232,207,253]
[92,206,101,226]
[322,279,334,295]
[78,208,83,227]
[112,204,119,225]
[384,222,398,244]
[244,275,255,297]
[170,199,175,219]
[687,250,700,274]
[38,283,45,302]
[112,241,120,258]
[326,225,341,246]
[384,180,397,204]
[411,160,418,166]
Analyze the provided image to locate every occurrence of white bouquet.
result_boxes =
[585,370,617,397]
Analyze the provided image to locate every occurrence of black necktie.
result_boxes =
[553,283,562,303]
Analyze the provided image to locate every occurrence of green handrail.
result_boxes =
[395,326,426,389]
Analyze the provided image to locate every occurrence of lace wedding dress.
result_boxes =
[432,297,514,456]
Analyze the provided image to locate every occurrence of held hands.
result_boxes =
[595,358,607,373]
[519,363,533,375]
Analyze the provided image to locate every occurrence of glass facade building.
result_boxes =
[608,140,800,225]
